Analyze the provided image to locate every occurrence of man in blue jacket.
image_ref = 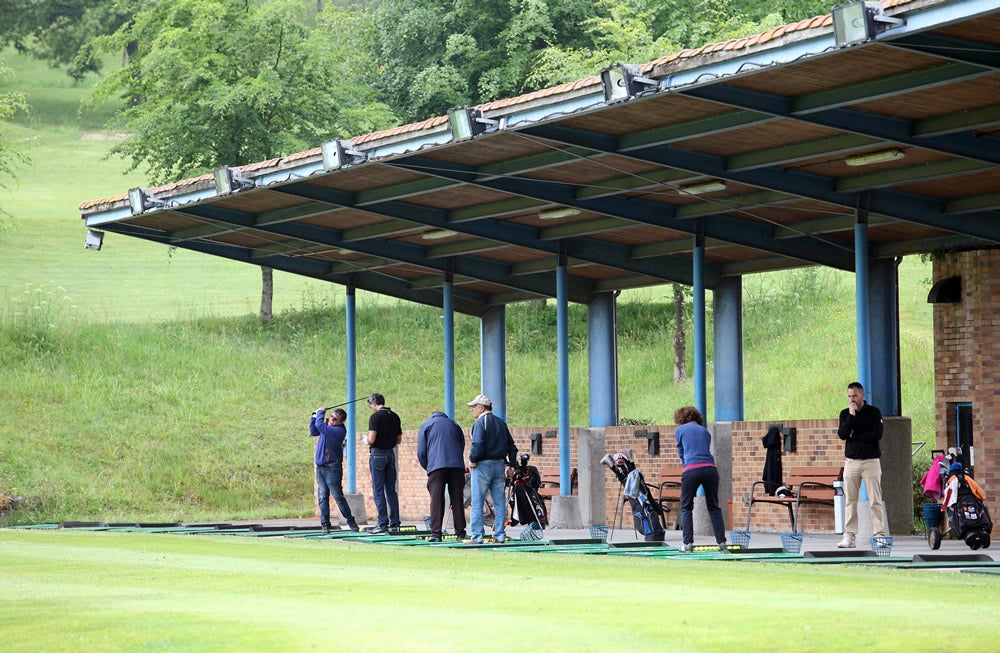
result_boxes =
[310,407,359,534]
[466,394,517,544]
[417,410,467,542]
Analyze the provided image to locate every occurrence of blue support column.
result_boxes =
[345,286,357,494]
[693,233,707,417]
[443,274,455,418]
[480,306,507,420]
[868,258,902,416]
[588,292,619,427]
[855,212,872,399]
[713,277,744,421]
[557,257,571,493]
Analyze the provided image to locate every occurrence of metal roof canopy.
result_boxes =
[80,0,1000,318]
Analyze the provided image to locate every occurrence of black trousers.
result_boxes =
[427,467,466,537]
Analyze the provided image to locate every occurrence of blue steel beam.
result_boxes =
[588,292,619,427]
[513,126,856,270]
[345,287,358,493]
[390,155,850,275]
[557,257,571,494]
[170,202,593,304]
[102,221,494,316]
[443,275,455,419]
[373,160,711,286]
[523,123,1000,247]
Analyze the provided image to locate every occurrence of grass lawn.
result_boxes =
[2,529,997,652]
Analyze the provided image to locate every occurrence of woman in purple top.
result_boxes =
[674,406,728,553]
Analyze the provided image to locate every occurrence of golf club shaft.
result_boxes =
[323,396,368,411]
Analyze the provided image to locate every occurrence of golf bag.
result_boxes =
[507,453,548,529]
[602,449,665,542]
[947,472,993,550]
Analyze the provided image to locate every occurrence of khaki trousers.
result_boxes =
[843,457,888,537]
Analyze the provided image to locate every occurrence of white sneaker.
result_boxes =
[836,536,855,548]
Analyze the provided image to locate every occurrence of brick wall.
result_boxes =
[322,420,845,534]
[933,250,999,495]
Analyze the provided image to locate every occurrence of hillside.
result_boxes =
[0,49,935,523]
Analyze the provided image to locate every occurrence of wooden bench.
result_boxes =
[744,465,843,533]
[537,467,577,503]
[652,467,684,528]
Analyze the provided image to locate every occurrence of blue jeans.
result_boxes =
[316,462,353,526]
[369,448,400,529]
[470,459,507,542]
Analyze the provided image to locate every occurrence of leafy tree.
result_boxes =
[88,0,397,321]
[350,0,596,121]
[0,57,30,228]
[0,0,128,80]
[89,0,396,182]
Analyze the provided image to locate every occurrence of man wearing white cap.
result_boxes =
[466,393,517,544]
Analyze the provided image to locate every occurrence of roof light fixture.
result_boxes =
[845,148,905,167]
[447,107,499,141]
[600,63,659,103]
[213,166,256,195]
[84,229,104,251]
[320,138,367,170]
[832,1,906,48]
[679,181,727,195]
[127,187,165,215]
[538,207,581,220]
[422,229,458,240]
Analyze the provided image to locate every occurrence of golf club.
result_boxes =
[312,395,370,416]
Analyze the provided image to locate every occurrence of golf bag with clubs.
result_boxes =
[507,453,548,530]
[602,449,665,542]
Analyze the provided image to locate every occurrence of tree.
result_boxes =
[0,0,128,80]
[0,57,30,229]
[672,284,687,382]
[88,0,397,323]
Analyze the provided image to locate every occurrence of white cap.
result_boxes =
[466,393,492,408]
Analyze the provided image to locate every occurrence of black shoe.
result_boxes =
[347,520,359,532]
[367,526,388,535]
[428,535,442,542]
[321,525,331,535]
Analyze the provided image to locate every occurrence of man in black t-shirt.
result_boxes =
[364,393,402,533]
[836,381,886,548]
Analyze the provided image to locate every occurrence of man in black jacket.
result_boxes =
[836,381,887,548]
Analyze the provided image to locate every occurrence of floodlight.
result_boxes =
[538,208,581,220]
[679,181,728,195]
[421,229,458,240]
[84,229,104,251]
[845,148,905,167]
[832,1,906,48]
[127,187,164,215]
[447,107,499,141]
[213,166,255,195]
[600,63,659,103]
[320,139,367,170]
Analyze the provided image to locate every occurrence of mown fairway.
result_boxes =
[2,528,998,653]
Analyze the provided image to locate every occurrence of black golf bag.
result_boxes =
[948,473,993,550]
[602,449,665,542]
[507,453,548,529]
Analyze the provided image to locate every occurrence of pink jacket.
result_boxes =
[920,455,946,499]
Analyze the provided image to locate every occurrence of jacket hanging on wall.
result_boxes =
[761,426,783,496]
